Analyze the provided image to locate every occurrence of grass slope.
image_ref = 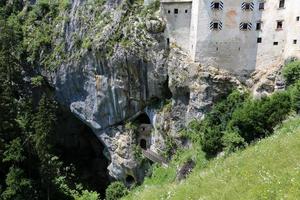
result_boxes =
[124,117,300,200]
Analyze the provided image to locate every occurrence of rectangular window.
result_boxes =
[213,22,219,29]
[256,22,262,30]
[297,16,300,21]
[257,37,262,43]
[273,42,279,45]
[279,0,285,8]
[174,9,178,14]
[277,21,283,29]
[214,2,220,9]
[259,2,265,10]
[245,3,251,10]
[185,9,188,13]
[294,40,297,44]
[242,23,248,30]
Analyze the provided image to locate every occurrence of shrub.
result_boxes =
[196,90,247,156]
[222,130,246,154]
[283,61,300,86]
[105,182,128,200]
[228,91,291,143]
[290,80,300,113]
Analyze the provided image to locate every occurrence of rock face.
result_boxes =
[41,0,275,185]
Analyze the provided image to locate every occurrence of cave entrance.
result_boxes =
[54,107,110,197]
[134,113,151,124]
[140,139,147,150]
[125,175,135,186]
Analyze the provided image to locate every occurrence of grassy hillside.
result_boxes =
[123,116,300,200]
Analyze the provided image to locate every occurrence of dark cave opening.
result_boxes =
[54,108,110,197]
[139,139,147,150]
[134,113,151,124]
[125,175,135,186]
[162,76,173,99]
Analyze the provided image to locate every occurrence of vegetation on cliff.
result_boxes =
[122,61,300,199]
[124,116,300,200]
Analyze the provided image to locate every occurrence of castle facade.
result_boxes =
[152,0,300,75]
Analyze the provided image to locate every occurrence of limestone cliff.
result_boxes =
[32,0,277,185]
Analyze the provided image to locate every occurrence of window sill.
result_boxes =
[276,28,283,31]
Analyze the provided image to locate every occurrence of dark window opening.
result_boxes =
[242,2,254,11]
[185,9,188,13]
[294,40,297,44]
[167,38,170,46]
[279,0,285,8]
[277,21,283,30]
[216,47,218,51]
[125,175,135,185]
[213,22,219,29]
[245,3,250,10]
[174,9,178,14]
[168,10,171,14]
[140,139,147,150]
[257,37,262,43]
[242,23,248,30]
[297,16,300,21]
[256,22,261,30]
[214,2,220,9]
[134,113,151,124]
[274,42,279,45]
[259,2,265,10]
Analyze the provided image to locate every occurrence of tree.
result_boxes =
[1,167,34,200]
[105,182,128,200]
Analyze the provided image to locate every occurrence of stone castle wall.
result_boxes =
[159,0,300,75]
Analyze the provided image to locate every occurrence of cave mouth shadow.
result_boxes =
[53,107,110,197]
[134,113,151,124]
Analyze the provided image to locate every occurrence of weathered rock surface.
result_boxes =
[40,0,282,184]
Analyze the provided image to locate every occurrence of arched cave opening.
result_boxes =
[139,139,147,150]
[54,107,110,197]
[125,175,135,186]
[134,113,151,124]
[162,76,173,99]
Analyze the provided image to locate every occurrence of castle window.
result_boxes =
[210,20,223,30]
[297,16,300,21]
[293,40,297,44]
[259,2,265,10]
[211,1,224,10]
[174,8,178,14]
[168,10,171,14]
[276,20,283,30]
[185,9,188,13]
[257,37,262,43]
[240,22,252,31]
[242,2,254,11]
[273,42,279,45]
[279,0,285,8]
[256,22,262,30]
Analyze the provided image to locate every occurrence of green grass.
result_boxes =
[123,116,300,200]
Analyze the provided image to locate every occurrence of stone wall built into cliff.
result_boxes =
[160,0,300,75]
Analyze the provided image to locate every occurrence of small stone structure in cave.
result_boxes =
[133,113,152,150]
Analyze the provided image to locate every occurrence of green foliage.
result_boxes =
[123,117,300,200]
[283,61,300,86]
[290,80,300,113]
[31,75,44,87]
[1,167,34,200]
[3,138,25,163]
[222,130,246,154]
[229,91,291,143]
[183,90,247,157]
[105,182,128,200]
[132,145,144,164]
